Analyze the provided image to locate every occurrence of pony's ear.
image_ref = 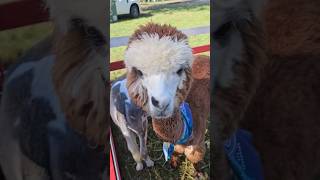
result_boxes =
[126,68,148,110]
[45,0,107,36]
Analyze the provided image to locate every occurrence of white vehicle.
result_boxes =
[116,0,141,18]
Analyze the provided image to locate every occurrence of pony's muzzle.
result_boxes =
[151,96,169,111]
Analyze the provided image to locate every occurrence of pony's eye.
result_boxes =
[213,21,233,40]
[137,69,143,77]
[176,68,183,76]
[132,67,143,77]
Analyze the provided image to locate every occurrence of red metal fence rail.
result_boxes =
[0,0,49,31]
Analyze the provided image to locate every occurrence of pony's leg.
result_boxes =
[0,138,23,180]
[138,124,153,168]
[22,154,49,180]
[168,144,186,168]
[0,112,23,180]
[47,122,66,180]
[184,144,206,165]
[174,144,186,154]
[124,131,144,171]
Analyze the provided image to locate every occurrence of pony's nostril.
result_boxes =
[163,103,169,111]
[151,97,159,107]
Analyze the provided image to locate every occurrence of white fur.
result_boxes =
[125,34,193,74]
[7,56,67,131]
[125,34,193,118]
[45,0,107,37]
[143,73,179,118]
[30,56,67,133]
[112,79,131,105]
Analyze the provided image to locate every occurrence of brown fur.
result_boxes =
[128,23,188,46]
[152,109,184,143]
[213,0,320,179]
[245,0,320,179]
[52,28,108,145]
[263,0,320,58]
[152,55,210,164]
[126,67,148,110]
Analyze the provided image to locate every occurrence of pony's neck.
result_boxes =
[151,109,184,143]
[52,27,108,145]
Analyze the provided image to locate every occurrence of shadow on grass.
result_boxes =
[112,13,153,24]
[145,3,209,14]
[111,3,209,25]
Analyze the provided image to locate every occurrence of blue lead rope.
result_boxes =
[163,102,193,161]
[224,129,264,180]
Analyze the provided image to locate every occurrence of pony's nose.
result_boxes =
[151,96,169,110]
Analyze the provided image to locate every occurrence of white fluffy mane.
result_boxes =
[124,34,193,74]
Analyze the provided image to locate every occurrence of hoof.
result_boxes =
[145,158,154,167]
[170,155,180,168]
[136,162,143,171]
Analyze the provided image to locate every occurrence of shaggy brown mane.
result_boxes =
[128,22,188,45]
[52,27,107,145]
[126,67,148,110]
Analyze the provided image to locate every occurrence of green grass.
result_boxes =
[110,4,209,37]
[112,122,210,180]
[0,22,53,65]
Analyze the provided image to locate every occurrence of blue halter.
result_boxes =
[163,102,193,161]
[224,129,264,180]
